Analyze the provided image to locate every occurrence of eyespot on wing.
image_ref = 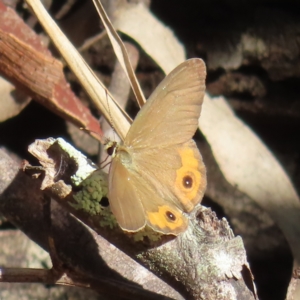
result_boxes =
[174,142,207,212]
[146,205,188,235]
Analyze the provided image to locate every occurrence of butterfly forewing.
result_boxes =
[124,58,206,150]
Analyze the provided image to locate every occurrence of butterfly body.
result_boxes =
[108,58,207,235]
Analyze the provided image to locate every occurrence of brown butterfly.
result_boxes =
[108,58,207,235]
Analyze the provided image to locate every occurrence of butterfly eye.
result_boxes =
[182,175,193,189]
[166,211,176,222]
[106,141,118,157]
[107,145,115,156]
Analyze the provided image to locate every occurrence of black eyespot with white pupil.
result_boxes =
[183,175,193,189]
[166,211,176,221]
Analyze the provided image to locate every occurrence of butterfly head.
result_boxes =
[105,140,118,158]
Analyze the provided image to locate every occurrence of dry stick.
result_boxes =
[0,149,177,300]
[77,31,107,53]
[55,0,77,19]
[93,0,146,108]
[0,267,170,300]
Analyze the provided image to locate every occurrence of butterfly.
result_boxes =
[107,58,207,235]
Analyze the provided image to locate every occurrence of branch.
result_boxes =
[26,138,257,299]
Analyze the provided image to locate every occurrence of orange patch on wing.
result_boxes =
[147,205,187,234]
[175,147,202,211]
